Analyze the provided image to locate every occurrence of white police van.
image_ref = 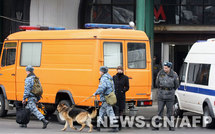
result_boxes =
[174,38,215,128]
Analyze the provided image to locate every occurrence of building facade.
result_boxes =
[1,0,215,74]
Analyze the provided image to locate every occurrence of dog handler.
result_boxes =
[93,66,119,132]
[22,65,49,129]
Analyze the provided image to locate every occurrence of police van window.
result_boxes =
[1,43,17,67]
[187,63,210,85]
[127,43,146,69]
[1,49,6,67]
[20,42,42,66]
[179,62,187,82]
[103,42,123,68]
[6,49,16,66]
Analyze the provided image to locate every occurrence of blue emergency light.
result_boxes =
[196,40,207,43]
[85,23,132,29]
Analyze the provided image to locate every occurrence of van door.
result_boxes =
[124,41,151,103]
[177,62,187,108]
[0,42,17,100]
[185,63,211,111]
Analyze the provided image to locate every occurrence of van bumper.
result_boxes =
[127,100,153,107]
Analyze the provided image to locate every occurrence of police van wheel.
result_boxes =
[0,94,8,117]
[173,98,183,118]
[203,106,215,128]
[56,100,72,124]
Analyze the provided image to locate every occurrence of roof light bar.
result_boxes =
[85,23,132,29]
[19,26,65,31]
[196,40,207,43]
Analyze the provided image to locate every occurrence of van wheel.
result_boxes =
[0,94,8,117]
[56,100,72,124]
[203,106,215,128]
[173,98,183,118]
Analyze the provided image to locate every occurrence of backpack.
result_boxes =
[31,76,43,97]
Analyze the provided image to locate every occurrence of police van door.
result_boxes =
[0,42,17,101]
[177,62,187,108]
[124,41,151,104]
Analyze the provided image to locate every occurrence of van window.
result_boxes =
[103,42,123,68]
[1,49,6,67]
[1,43,17,67]
[6,49,16,66]
[187,63,210,85]
[127,43,146,69]
[179,62,187,82]
[20,42,42,66]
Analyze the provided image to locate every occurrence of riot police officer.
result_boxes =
[153,62,179,131]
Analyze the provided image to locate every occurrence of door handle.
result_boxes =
[11,74,15,76]
[128,77,133,79]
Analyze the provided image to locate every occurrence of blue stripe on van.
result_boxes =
[178,85,215,96]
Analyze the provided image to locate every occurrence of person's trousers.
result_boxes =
[156,99,174,127]
[97,102,117,127]
[26,97,45,121]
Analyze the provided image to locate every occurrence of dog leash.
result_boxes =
[75,95,94,106]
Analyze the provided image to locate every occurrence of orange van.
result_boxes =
[0,27,152,123]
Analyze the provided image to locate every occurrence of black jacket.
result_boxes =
[113,73,129,110]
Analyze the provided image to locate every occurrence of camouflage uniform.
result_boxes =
[23,73,45,121]
[94,73,116,126]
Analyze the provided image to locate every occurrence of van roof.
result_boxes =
[185,40,215,64]
[6,29,149,41]
[189,41,215,54]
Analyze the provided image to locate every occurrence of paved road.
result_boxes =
[0,115,215,134]
[1,103,214,134]
[0,89,214,133]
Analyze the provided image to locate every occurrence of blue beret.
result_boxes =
[100,66,108,73]
[26,65,34,72]
[163,62,172,68]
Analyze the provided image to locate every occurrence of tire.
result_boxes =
[203,106,215,128]
[173,98,183,118]
[56,100,72,124]
[0,94,8,117]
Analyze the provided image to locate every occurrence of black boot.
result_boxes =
[41,119,49,129]
[152,127,159,131]
[20,124,27,128]
[108,127,119,132]
[93,127,100,132]
[169,127,175,131]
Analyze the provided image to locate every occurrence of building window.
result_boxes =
[154,0,215,25]
[20,42,42,66]
[187,63,210,86]
[83,0,136,27]
[127,43,146,69]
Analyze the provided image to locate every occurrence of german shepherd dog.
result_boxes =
[57,104,97,133]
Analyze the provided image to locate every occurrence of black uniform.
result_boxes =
[155,69,179,128]
[113,73,129,114]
